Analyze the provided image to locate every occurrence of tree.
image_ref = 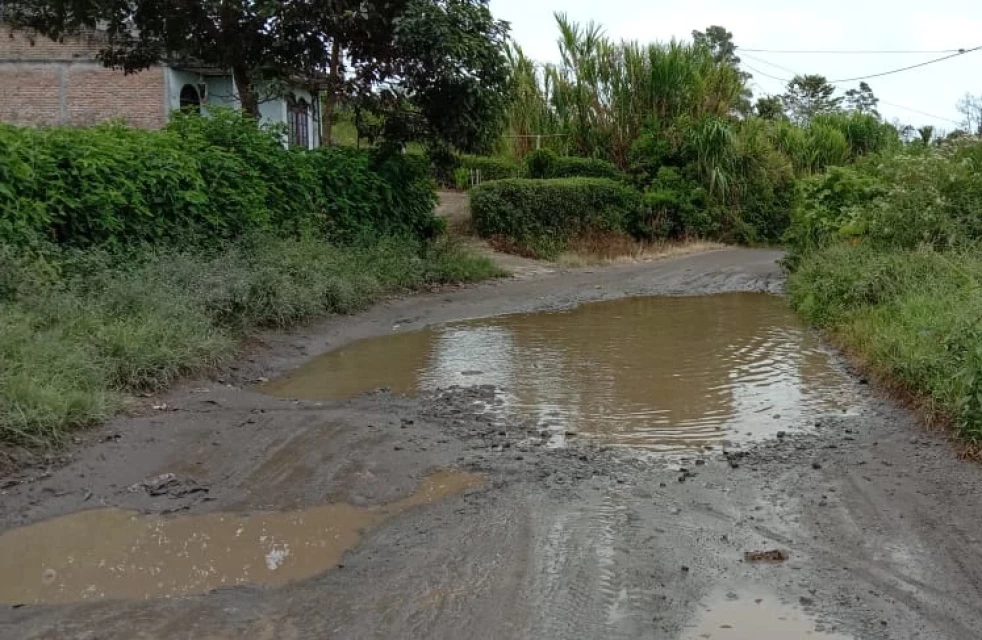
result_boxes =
[692,25,740,65]
[956,93,982,135]
[917,125,935,146]
[5,0,312,118]
[844,81,880,118]
[335,0,511,153]
[755,95,785,120]
[781,75,842,124]
[5,0,510,152]
[692,25,751,115]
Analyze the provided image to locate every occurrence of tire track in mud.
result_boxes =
[530,489,649,640]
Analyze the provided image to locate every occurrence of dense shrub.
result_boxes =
[785,139,982,261]
[458,154,522,182]
[0,112,441,250]
[470,178,641,258]
[525,149,623,181]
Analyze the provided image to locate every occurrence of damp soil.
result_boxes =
[3,249,982,640]
[262,293,854,452]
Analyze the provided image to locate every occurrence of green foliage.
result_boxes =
[0,235,502,445]
[636,167,710,239]
[459,155,523,182]
[470,178,642,258]
[785,139,982,260]
[0,113,442,250]
[788,244,982,441]
[525,149,622,180]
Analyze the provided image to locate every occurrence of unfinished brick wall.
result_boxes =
[0,29,167,128]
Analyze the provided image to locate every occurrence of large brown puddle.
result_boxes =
[0,469,481,605]
[264,294,854,451]
[683,587,853,639]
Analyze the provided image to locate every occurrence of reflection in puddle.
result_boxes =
[684,588,853,639]
[263,294,855,451]
[0,469,481,605]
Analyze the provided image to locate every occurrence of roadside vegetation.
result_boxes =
[0,113,501,447]
[457,14,982,443]
[454,17,897,258]
[786,140,982,446]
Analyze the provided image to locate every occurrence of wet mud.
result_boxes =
[3,249,982,640]
[0,469,480,605]
[682,587,853,639]
[263,293,854,452]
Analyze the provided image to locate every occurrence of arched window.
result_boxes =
[288,98,310,148]
[179,84,201,113]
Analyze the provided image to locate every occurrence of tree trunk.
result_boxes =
[322,39,342,146]
[232,64,260,119]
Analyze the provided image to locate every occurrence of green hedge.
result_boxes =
[0,110,442,250]
[459,154,522,181]
[525,149,623,181]
[470,178,642,258]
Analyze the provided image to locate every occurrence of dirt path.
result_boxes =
[3,249,982,640]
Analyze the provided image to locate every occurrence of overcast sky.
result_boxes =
[491,0,982,130]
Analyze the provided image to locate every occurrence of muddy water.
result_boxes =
[264,294,854,451]
[683,588,853,639]
[0,469,481,605]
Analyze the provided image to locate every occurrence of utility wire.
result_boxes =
[740,53,799,76]
[827,45,982,82]
[738,47,967,54]
[878,100,963,126]
[741,63,791,83]
[743,47,982,84]
[743,58,963,126]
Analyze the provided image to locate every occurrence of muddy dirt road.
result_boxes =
[3,249,982,640]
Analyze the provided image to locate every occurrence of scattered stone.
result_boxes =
[812,462,823,470]
[131,473,208,498]
[799,596,815,607]
[743,549,789,564]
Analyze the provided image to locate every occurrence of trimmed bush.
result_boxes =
[525,149,622,181]
[459,154,522,182]
[470,178,642,258]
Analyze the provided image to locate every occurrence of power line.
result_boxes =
[743,59,962,125]
[738,47,967,55]
[878,100,962,126]
[743,46,982,84]
[827,45,981,82]
[741,63,791,83]
[740,53,799,76]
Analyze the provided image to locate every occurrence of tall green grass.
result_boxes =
[789,240,982,443]
[0,237,502,446]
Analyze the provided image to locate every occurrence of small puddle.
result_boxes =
[263,294,855,452]
[0,469,481,605]
[684,588,853,639]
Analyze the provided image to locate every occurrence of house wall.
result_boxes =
[0,29,168,128]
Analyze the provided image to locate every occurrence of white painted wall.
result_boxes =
[165,67,320,148]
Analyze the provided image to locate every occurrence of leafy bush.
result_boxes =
[784,139,982,260]
[635,167,710,239]
[525,149,623,181]
[458,154,522,182]
[0,112,442,250]
[470,178,642,258]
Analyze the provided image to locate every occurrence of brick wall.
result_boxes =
[0,28,167,128]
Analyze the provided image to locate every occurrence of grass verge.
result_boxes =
[0,236,503,446]
[788,243,982,449]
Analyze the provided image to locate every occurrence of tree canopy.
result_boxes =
[5,0,510,151]
[781,75,842,125]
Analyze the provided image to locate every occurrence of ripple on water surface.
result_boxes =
[263,293,857,452]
